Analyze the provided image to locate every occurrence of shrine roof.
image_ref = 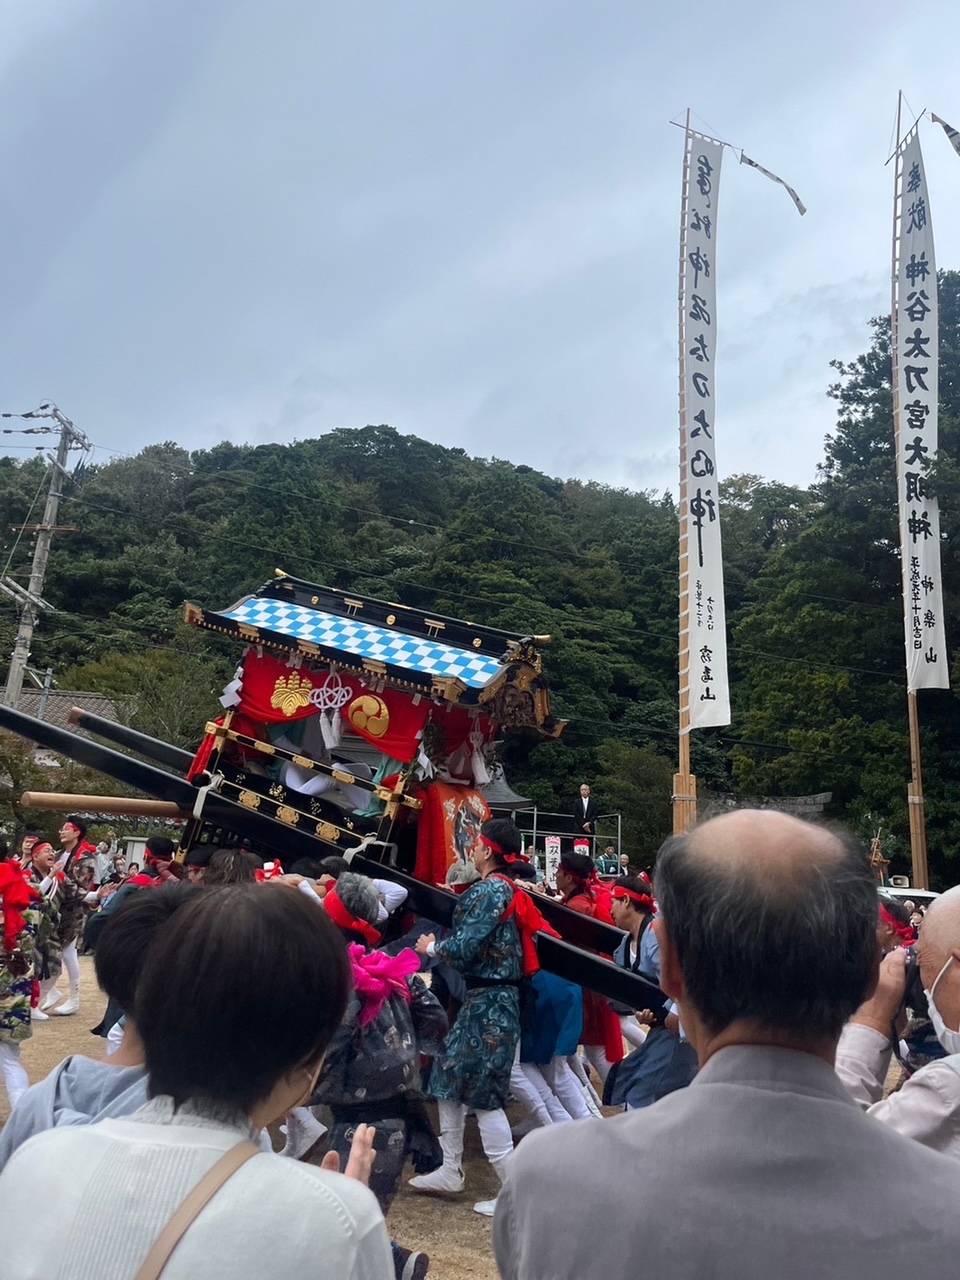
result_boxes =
[184,573,558,716]
[220,596,502,689]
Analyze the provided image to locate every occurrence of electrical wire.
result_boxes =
[0,466,50,584]
[56,492,906,682]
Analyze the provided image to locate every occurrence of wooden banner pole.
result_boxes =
[889,91,930,889]
[906,691,930,889]
[674,107,698,835]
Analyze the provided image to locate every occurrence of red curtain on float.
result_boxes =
[187,651,433,778]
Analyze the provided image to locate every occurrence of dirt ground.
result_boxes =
[0,956,502,1280]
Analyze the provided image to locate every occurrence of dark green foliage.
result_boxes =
[0,277,958,880]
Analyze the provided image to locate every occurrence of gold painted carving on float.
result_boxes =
[270,671,313,716]
[276,806,299,825]
[431,675,465,703]
[292,754,314,770]
[315,822,339,841]
[348,694,390,738]
[238,791,261,810]
[237,623,260,642]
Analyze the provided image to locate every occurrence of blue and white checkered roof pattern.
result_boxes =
[223,598,504,689]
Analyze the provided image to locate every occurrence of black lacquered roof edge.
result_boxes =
[231,571,551,660]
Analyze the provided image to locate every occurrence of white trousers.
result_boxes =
[582,1043,612,1086]
[437,1100,513,1170]
[510,1060,570,1125]
[543,1057,593,1120]
[62,940,80,990]
[621,1014,648,1050]
[566,1053,604,1116]
[0,1041,28,1108]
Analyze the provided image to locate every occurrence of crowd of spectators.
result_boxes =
[0,810,959,1279]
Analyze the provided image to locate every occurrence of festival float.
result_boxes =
[0,571,664,1011]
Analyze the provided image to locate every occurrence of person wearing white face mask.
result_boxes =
[835,885,960,1158]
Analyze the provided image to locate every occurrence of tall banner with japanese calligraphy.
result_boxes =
[680,134,730,727]
[894,131,949,690]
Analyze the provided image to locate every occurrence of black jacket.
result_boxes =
[572,796,600,831]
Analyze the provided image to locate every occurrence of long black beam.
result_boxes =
[0,707,198,805]
[10,708,625,951]
[0,707,659,1009]
[67,708,195,774]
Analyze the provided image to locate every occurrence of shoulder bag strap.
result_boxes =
[133,1140,260,1280]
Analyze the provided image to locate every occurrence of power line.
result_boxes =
[62,493,907,682]
[0,436,909,622]
[0,594,903,768]
[0,468,50,583]
[21,451,906,656]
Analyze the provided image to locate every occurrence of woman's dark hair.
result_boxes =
[184,844,213,869]
[559,850,594,881]
[503,859,537,883]
[613,874,655,914]
[138,885,351,1111]
[878,894,912,928]
[145,835,176,861]
[481,818,523,859]
[205,848,264,885]
[95,883,200,1016]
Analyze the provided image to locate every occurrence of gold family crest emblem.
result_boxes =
[347,694,390,738]
[270,672,314,716]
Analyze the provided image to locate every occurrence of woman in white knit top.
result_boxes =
[0,884,392,1279]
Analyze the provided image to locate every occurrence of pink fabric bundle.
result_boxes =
[348,943,420,1026]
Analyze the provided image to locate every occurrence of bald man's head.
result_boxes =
[918,886,960,974]
[655,810,878,1042]
[688,810,846,884]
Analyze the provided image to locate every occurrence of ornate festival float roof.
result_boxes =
[0,572,665,1011]
[184,572,565,732]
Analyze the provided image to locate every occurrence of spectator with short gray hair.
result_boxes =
[494,810,960,1280]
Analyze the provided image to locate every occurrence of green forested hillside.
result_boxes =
[2,276,959,881]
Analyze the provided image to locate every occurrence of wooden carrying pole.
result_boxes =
[890,92,930,890]
[21,792,184,819]
[906,692,930,889]
[674,107,698,835]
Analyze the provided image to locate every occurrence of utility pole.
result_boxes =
[1,404,89,708]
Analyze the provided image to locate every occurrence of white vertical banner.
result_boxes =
[895,131,949,689]
[544,834,561,889]
[681,135,730,727]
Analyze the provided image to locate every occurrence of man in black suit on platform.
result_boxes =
[574,783,599,837]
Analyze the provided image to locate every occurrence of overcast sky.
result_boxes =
[2,0,959,494]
